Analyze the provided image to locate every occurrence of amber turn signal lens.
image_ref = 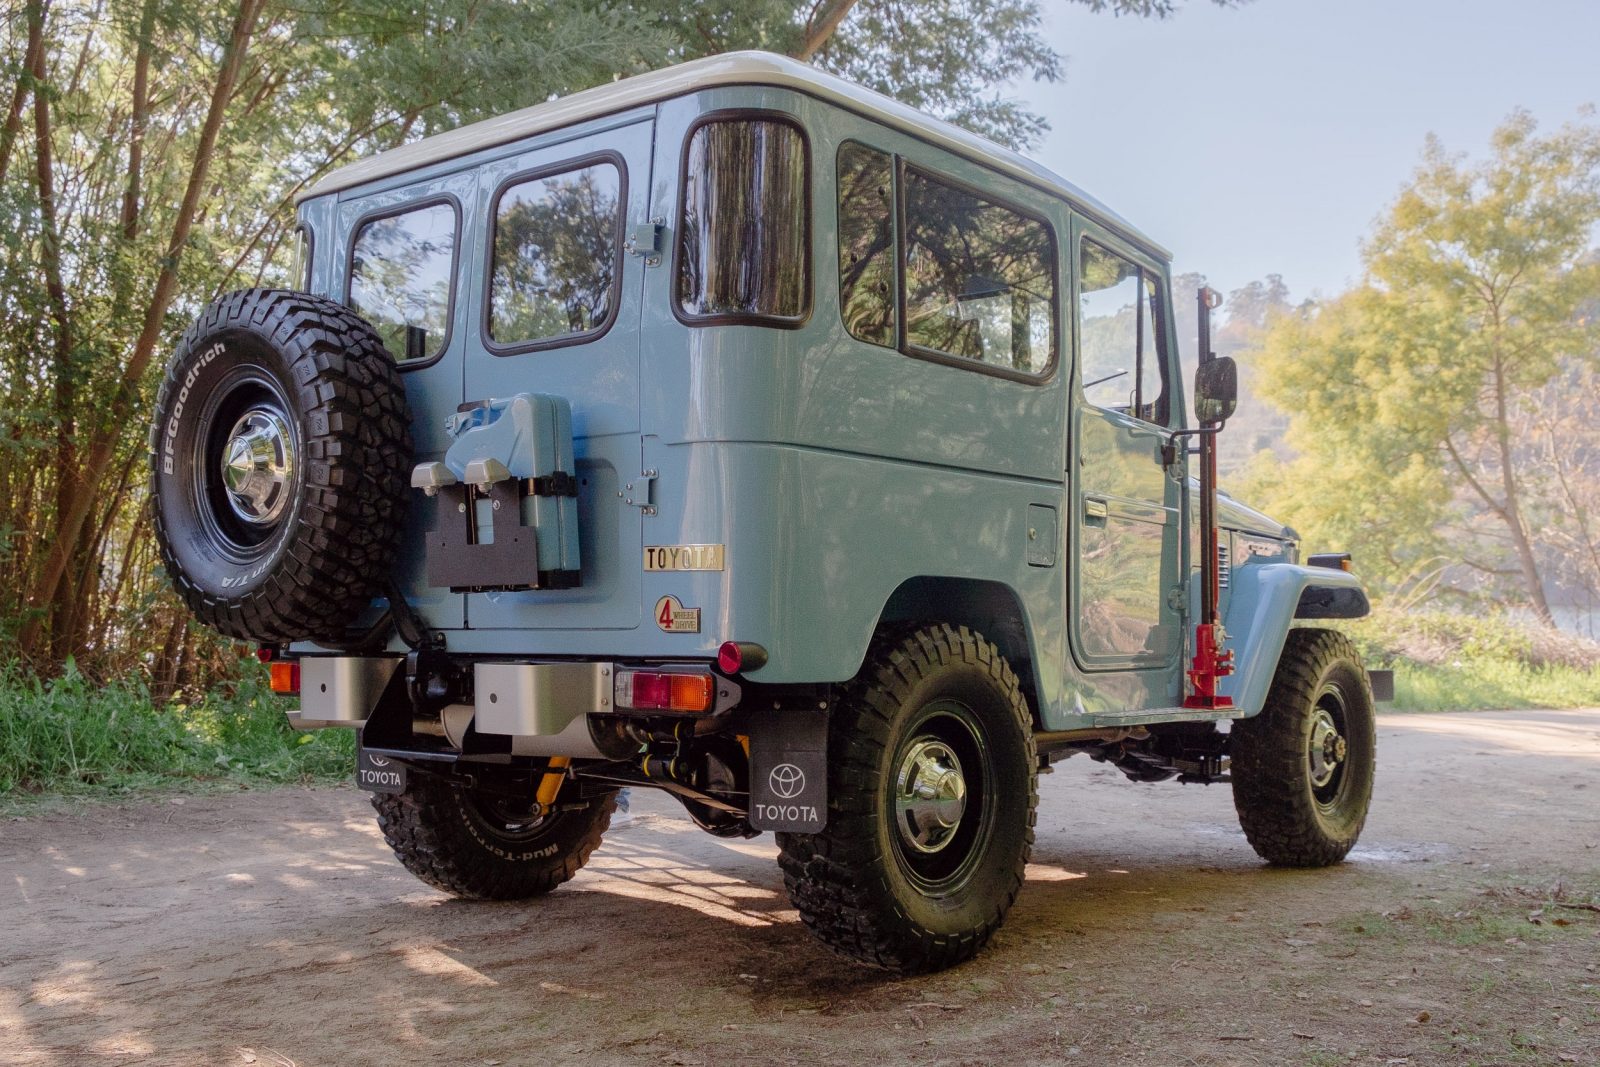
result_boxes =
[669,673,715,713]
[268,661,300,695]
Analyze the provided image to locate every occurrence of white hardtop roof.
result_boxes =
[300,51,1167,258]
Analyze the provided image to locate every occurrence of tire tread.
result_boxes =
[150,289,411,642]
[1231,627,1375,867]
[776,623,1037,973]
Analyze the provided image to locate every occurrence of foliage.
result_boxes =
[0,658,353,802]
[632,0,1237,150]
[0,0,1231,692]
[1241,111,1600,623]
[1341,609,1600,712]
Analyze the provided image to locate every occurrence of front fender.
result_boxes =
[1220,564,1370,717]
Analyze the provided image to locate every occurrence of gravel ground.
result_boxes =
[2,708,1598,1066]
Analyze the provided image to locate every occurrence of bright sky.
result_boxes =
[1016,0,1600,303]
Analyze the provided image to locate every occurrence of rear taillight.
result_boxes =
[269,661,300,695]
[615,670,714,713]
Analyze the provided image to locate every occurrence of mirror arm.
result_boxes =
[1162,425,1220,469]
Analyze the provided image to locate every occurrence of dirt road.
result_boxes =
[3,709,1598,1066]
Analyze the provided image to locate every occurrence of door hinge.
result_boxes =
[621,469,657,515]
[626,219,664,266]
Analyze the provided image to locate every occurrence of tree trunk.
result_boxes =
[17,0,265,660]
[31,0,78,664]
[0,0,46,190]
[1490,347,1555,626]
[794,0,859,61]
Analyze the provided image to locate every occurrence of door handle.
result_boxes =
[1083,496,1109,522]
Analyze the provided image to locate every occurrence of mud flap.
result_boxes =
[748,709,828,833]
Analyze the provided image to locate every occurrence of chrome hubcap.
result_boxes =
[1308,707,1347,789]
[220,408,294,524]
[894,738,968,854]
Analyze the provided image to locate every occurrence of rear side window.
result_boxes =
[677,116,810,325]
[349,201,457,363]
[836,141,896,346]
[291,224,313,290]
[488,159,623,350]
[901,168,1056,376]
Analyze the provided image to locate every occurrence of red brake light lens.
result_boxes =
[629,671,671,709]
[617,671,715,713]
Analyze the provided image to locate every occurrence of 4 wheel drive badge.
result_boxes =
[654,594,701,633]
[768,763,806,799]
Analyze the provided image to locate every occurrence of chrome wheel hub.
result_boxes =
[1308,707,1347,789]
[221,408,294,525]
[894,738,968,854]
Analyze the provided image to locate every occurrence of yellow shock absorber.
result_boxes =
[536,756,570,809]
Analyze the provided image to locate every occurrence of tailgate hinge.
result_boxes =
[622,469,657,515]
[626,219,664,266]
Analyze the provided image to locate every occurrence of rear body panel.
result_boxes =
[293,80,1366,732]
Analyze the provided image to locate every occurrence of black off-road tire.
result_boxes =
[1231,627,1376,867]
[149,289,411,643]
[777,624,1037,973]
[372,771,615,899]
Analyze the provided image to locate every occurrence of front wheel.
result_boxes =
[1230,627,1376,867]
[777,624,1037,973]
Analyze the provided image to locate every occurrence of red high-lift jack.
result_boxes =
[1183,286,1236,711]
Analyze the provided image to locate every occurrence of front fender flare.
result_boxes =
[1220,564,1370,717]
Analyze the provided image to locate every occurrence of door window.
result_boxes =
[348,200,457,363]
[487,159,623,349]
[1078,240,1168,424]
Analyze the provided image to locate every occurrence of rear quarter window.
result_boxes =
[676,115,810,325]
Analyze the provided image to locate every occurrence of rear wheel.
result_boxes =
[372,769,614,899]
[1230,628,1376,867]
[777,624,1037,973]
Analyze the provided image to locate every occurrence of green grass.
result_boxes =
[1343,609,1600,712]
[1387,657,1600,712]
[0,660,354,807]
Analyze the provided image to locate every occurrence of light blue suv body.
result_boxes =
[292,52,1367,731]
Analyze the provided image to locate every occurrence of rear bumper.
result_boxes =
[286,654,736,754]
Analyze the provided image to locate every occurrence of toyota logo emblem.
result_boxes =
[367,754,391,768]
[768,763,806,799]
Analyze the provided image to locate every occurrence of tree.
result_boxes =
[1244,111,1600,624]
[0,0,1239,681]
[1,0,676,673]
[632,0,1239,149]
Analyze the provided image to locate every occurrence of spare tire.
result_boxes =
[149,289,412,643]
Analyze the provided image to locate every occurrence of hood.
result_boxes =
[1215,486,1297,542]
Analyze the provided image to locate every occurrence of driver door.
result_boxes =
[1070,224,1183,675]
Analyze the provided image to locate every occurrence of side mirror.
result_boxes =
[1194,356,1238,424]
